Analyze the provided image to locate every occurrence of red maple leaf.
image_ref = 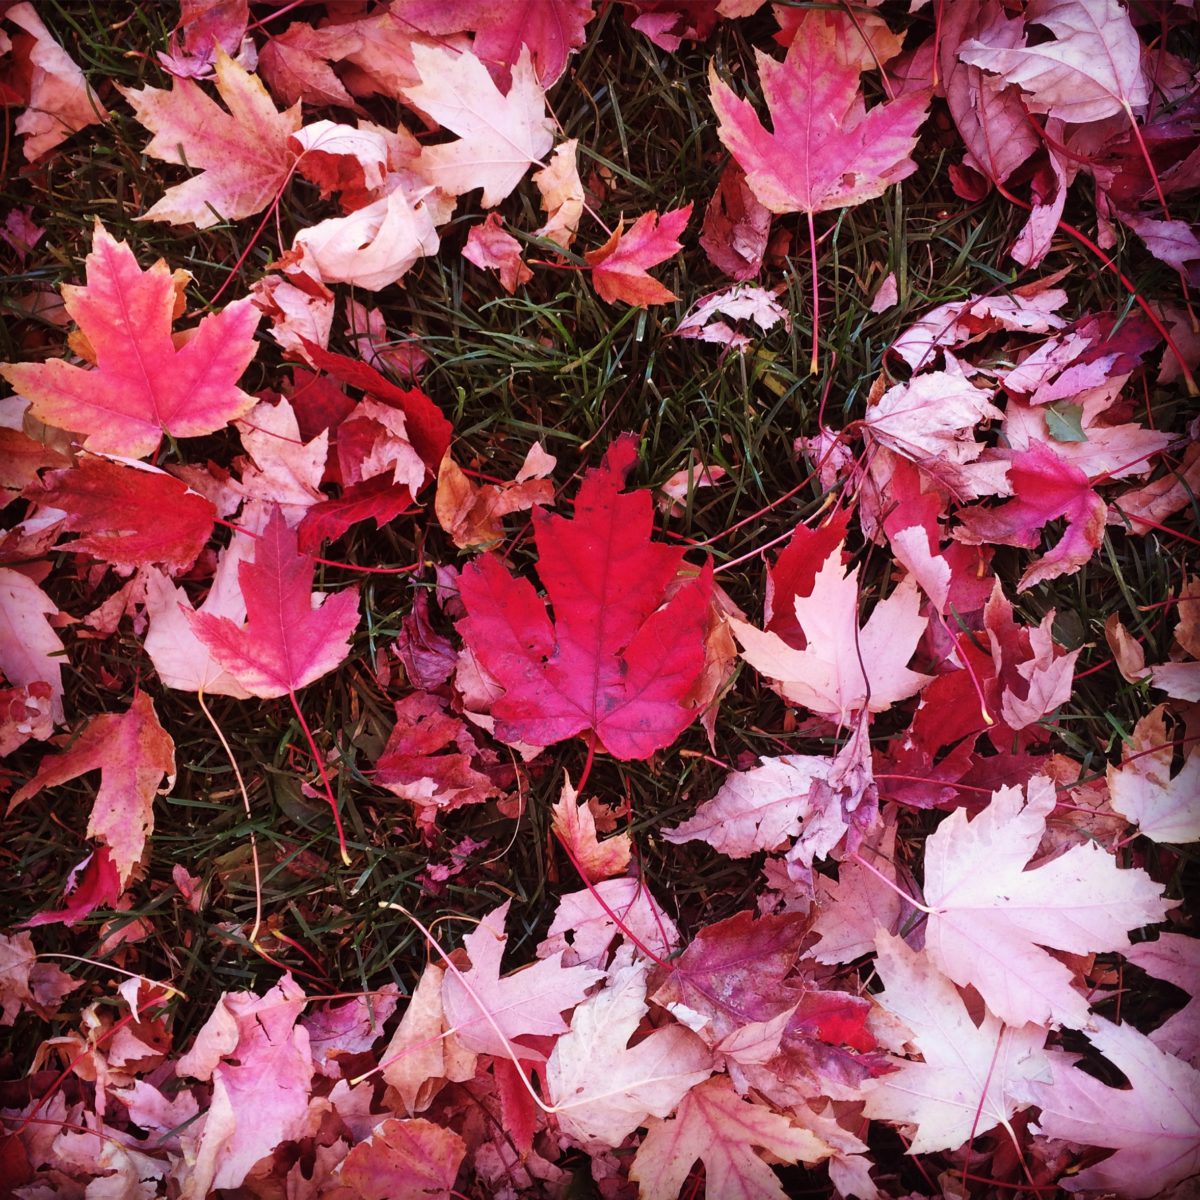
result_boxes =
[29,455,216,572]
[0,220,260,458]
[585,204,692,306]
[188,505,360,699]
[457,435,713,760]
[955,441,1106,590]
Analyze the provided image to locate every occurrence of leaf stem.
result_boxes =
[288,689,351,866]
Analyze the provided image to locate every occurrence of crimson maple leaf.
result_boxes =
[29,455,216,572]
[188,505,360,699]
[457,436,714,760]
[0,220,260,458]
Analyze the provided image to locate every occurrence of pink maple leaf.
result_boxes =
[585,205,692,306]
[0,220,260,458]
[188,504,360,699]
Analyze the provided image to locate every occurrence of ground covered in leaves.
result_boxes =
[0,2,1198,1198]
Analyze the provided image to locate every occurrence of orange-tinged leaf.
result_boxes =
[550,774,631,882]
[188,505,360,698]
[709,20,929,216]
[8,692,175,888]
[338,1117,466,1200]
[0,220,261,457]
[119,46,300,228]
[585,205,692,306]
[631,1076,829,1200]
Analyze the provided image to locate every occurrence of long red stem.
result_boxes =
[288,689,350,865]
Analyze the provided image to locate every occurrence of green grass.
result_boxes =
[1,2,1197,1192]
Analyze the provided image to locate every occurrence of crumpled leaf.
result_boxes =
[922,774,1171,1028]
[120,47,300,227]
[7,2,107,162]
[955,441,1107,591]
[0,220,260,458]
[175,974,312,1200]
[550,774,631,883]
[9,692,175,888]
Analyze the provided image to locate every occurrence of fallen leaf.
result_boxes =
[188,504,360,698]
[0,931,79,1024]
[1029,1017,1200,1197]
[120,47,300,227]
[0,566,65,722]
[462,213,532,293]
[532,139,584,249]
[537,877,681,969]
[457,435,714,760]
[729,541,930,721]
[586,205,692,306]
[959,0,1149,125]
[1124,934,1200,1066]
[550,774,631,882]
[631,1075,829,1200]
[440,899,603,1059]
[402,43,554,207]
[862,932,1051,1154]
[545,958,713,1148]
[30,455,215,572]
[337,1117,467,1200]
[6,2,107,161]
[0,220,260,457]
[709,20,929,216]
[1107,705,1200,844]
[699,160,772,281]
[176,974,312,1199]
[9,692,175,888]
[955,442,1106,590]
[922,774,1171,1028]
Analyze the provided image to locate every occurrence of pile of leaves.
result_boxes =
[0,1,1198,1197]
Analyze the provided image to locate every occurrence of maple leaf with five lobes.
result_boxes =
[708,22,930,218]
[922,775,1171,1030]
[8,692,175,889]
[401,43,554,207]
[0,220,261,458]
[729,542,931,722]
[119,46,301,228]
[188,506,359,698]
[861,932,1051,1155]
[457,435,714,760]
[631,1076,830,1200]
